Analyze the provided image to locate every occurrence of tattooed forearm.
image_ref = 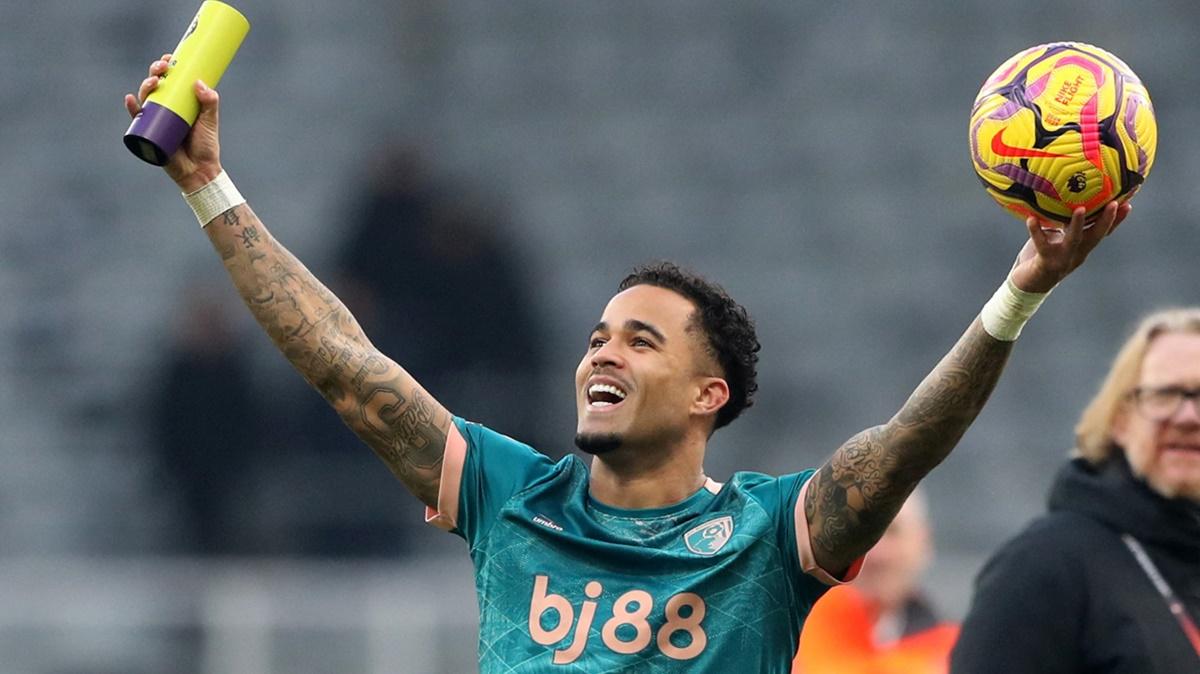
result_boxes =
[203,204,450,507]
[806,319,1012,573]
[353,382,448,505]
[237,226,260,248]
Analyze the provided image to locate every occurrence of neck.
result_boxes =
[588,435,707,509]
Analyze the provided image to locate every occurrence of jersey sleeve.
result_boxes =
[743,470,865,611]
[424,417,557,547]
[793,476,865,586]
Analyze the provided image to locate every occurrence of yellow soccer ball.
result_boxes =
[969,42,1156,224]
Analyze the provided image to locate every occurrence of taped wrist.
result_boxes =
[182,170,245,227]
[980,277,1051,341]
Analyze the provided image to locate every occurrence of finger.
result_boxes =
[1012,223,1038,269]
[1034,214,1067,245]
[1100,201,1121,235]
[1109,202,1132,236]
[1059,207,1086,249]
[124,93,141,119]
[1025,216,1041,240]
[138,75,159,104]
[149,54,173,75]
[1069,206,1086,233]
[194,79,220,125]
[1077,202,1117,253]
[1092,201,1120,238]
[1024,216,1052,257]
[195,79,218,102]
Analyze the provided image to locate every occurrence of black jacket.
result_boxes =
[950,455,1200,673]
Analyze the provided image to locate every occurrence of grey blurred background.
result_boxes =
[2,0,1198,672]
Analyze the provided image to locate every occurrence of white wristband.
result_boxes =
[979,277,1051,341]
[182,170,246,228]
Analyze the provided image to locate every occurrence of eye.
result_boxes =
[632,337,653,348]
[589,336,607,349]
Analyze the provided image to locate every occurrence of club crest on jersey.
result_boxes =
[684,516,733,556]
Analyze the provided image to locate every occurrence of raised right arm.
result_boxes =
[207,203,450,508]
[126,57,449,508]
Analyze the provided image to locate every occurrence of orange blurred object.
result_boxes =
[793,585,959,674]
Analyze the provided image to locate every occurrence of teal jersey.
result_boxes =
[427,417,848,673]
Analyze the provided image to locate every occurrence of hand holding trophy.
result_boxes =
[123,1,249,167]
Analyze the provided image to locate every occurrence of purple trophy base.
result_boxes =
[124,102,190,166]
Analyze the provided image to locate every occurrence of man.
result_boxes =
[793,490,959,674]
[951,309,1200,673]
[125,58,1128,672]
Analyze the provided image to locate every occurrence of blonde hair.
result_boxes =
[1074,307,1200,463]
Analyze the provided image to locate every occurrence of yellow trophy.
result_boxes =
[124,1,250,166]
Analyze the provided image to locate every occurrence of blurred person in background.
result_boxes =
[794,488,958,674]
[260,147,547,557]
[334,146,547,448]
[952,308,1200,673]
[152,286,261,554]
[126,57,1129,671]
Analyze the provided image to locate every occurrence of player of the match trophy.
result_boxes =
[124,1,250,166]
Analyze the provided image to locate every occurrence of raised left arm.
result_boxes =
[804,318,1010,575]
[804,201,1130,575]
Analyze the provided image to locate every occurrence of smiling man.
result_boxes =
[127,59,1128,672]
[952,309,1200,674]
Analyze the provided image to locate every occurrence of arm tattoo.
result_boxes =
[237,226,260,248]
[805,319,1012,573]
[362,387,447,468]
[203,204,450,507]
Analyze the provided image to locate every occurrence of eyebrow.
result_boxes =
[591,320,668,344]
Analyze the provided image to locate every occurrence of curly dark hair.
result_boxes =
[618,261,760,431]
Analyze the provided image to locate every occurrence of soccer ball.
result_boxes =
[969,42,1156,225]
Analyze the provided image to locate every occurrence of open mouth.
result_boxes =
[587,382,628,410]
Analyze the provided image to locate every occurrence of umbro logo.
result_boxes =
[684,516,733,556]
[532,515,564,532]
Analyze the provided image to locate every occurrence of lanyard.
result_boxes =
[1120,534,1200,659]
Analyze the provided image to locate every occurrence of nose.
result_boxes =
[590,340,625,370]
[1170,396,1200,425]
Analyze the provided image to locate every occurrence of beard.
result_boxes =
[574,432,624,455]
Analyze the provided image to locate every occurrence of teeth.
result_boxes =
[588,384,627,400]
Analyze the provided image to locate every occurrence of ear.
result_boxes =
[692,377,731,419]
